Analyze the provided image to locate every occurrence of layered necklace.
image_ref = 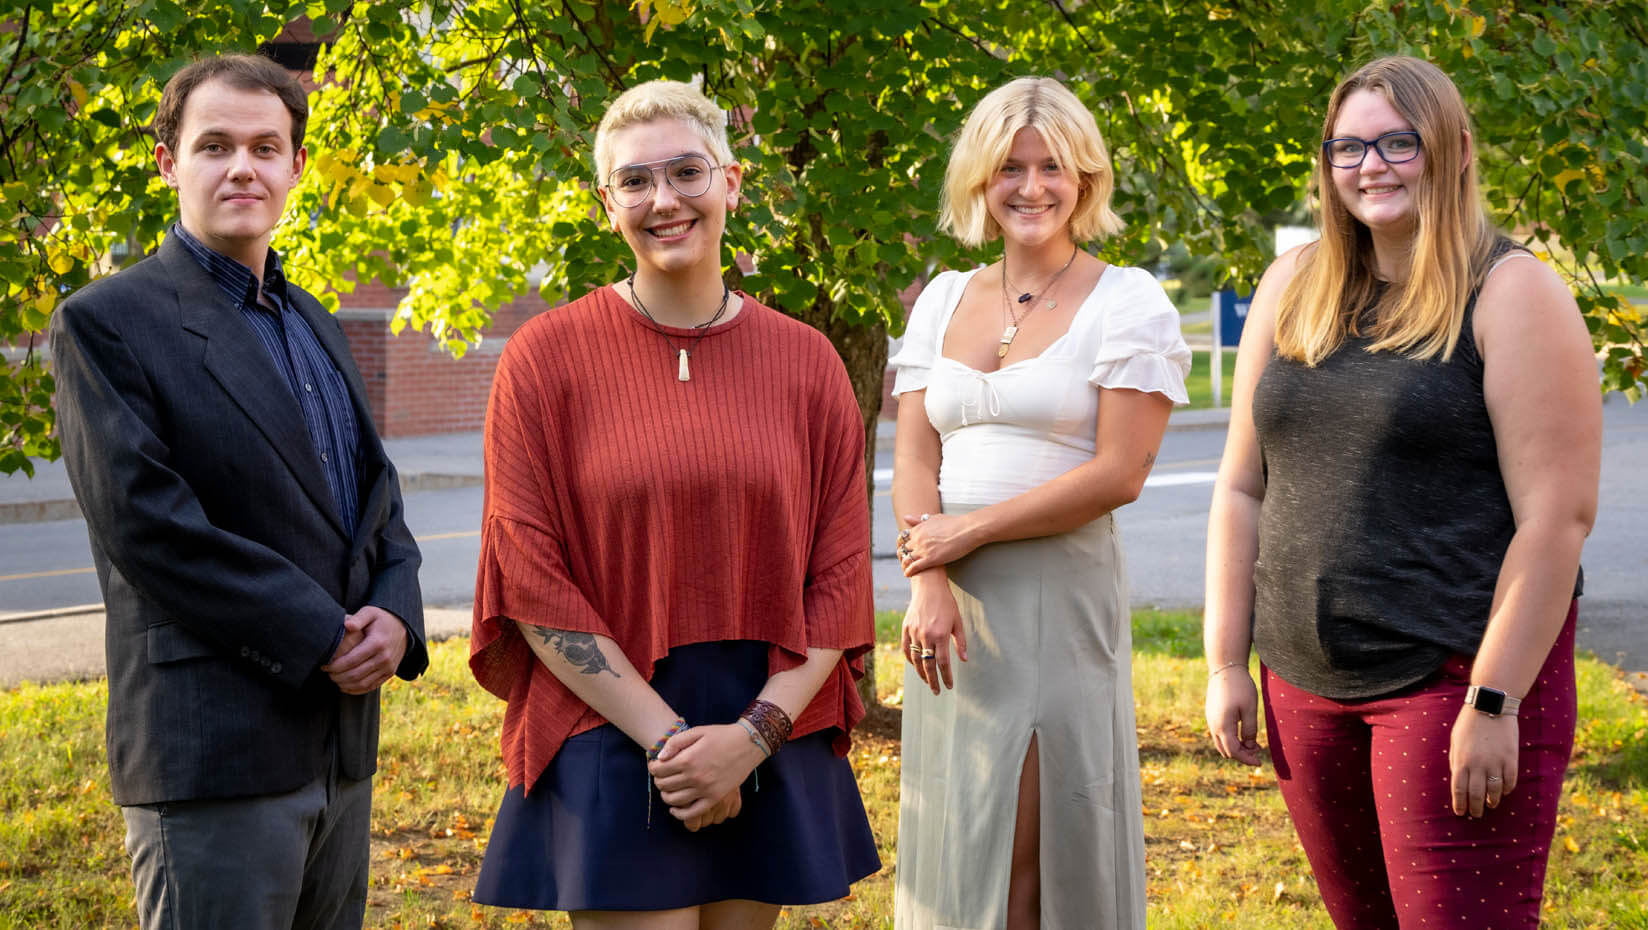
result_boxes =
[998,245,1079,358]
[627,272,731,382]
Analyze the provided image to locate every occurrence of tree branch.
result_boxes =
[561,0,628,90]
[921,15,1004,61]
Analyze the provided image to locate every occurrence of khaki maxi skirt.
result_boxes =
[893,511,1146,930]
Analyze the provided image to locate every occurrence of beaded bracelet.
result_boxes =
[740,699,793,756]
[646,716,690,761]
[644,716,689,830]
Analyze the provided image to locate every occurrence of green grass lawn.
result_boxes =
[4,610,1645,929]
[1604,281,1648,302]
[1185,348,1239,410]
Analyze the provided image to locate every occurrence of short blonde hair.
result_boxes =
[939,77,1124,247]
[592,80,733,184]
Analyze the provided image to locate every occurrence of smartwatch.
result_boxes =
[1464,684,1521,718]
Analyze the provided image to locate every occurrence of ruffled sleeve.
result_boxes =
[470,330,613,789]
[1088,267,1193,406]
[789,344,875,754]
[888,270,962,396]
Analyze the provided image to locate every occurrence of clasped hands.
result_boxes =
[322,605,408,695]
[897,511,978,577]
[648,723,768,832]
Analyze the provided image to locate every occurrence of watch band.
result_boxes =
[1464,684,1521,717]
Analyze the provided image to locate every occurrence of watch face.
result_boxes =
[1471,687,1506,715]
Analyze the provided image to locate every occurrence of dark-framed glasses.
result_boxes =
[1322,130,1422,169]
[604,154,728,208]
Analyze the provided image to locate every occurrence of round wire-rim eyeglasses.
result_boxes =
[603,154,731,208]
[1322,130,1422,169]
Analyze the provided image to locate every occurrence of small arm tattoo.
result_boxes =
[1142,450,1157,470]
[533,628,620,677]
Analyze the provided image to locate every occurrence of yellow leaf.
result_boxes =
[1564,835,1580,853]
[48,250,75,274]
[1552,168,1586,191]
[69,80,88,108]
[656,0,692,25]
[1469,15,1485,36]
[33,291,56,314]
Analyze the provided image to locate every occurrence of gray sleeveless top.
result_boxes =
[1250,249,1580,699]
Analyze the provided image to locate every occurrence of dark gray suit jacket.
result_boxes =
[50,232,428,806]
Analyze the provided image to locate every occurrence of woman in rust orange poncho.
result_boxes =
[466,80,879,928]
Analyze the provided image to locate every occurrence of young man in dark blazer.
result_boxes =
[49,54,427,930]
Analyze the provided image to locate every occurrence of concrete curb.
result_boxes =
[0,471,483,526]
[0,499,84,525]
[5,602,1646,698]
[0,603,105,624]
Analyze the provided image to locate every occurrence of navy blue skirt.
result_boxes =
[472,640,880,911]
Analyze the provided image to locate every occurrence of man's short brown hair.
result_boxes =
[153,53,309,154]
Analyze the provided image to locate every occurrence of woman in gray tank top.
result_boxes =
[1203,56,1600,929]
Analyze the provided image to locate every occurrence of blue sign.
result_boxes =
[1214,290,1252,348]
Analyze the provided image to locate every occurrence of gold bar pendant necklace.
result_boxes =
[998,245,1079,358]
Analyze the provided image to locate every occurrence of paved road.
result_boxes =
[3,398,1644,687]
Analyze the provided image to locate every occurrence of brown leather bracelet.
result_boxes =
[740,698,793,755]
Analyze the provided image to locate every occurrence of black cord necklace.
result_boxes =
[626,272,731,382]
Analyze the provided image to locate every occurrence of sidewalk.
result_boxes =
[0,431,488,526]
[0,406,1236,525]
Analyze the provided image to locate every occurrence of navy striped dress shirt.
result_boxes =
[174,224,361,539]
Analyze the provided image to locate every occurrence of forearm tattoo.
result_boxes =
[533,628,620,677]
[1142,450,1157,470]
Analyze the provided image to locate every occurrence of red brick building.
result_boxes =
[332,281,549,437]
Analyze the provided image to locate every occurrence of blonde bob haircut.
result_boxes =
[592,79,734,185]
[939,77,1124,248]
[1276,56,1500,365]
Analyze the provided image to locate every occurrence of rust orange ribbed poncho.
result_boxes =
[470,287,874,792]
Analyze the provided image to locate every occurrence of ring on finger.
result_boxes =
[920,648,936,659]
[1486,775,1503,784]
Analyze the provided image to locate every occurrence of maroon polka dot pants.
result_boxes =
[1261,602,1577,930]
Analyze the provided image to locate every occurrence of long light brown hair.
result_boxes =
[1276,56,1500,364]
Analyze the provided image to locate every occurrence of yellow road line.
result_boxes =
[416,529,481,542]
[0,566,96,582]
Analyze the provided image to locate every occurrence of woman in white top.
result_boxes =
[889,76,1190,930]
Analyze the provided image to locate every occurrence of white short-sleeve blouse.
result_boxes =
[889,264,1191,509]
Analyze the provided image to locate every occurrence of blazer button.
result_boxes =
[240,646,250,658]
[270,662,282,674]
